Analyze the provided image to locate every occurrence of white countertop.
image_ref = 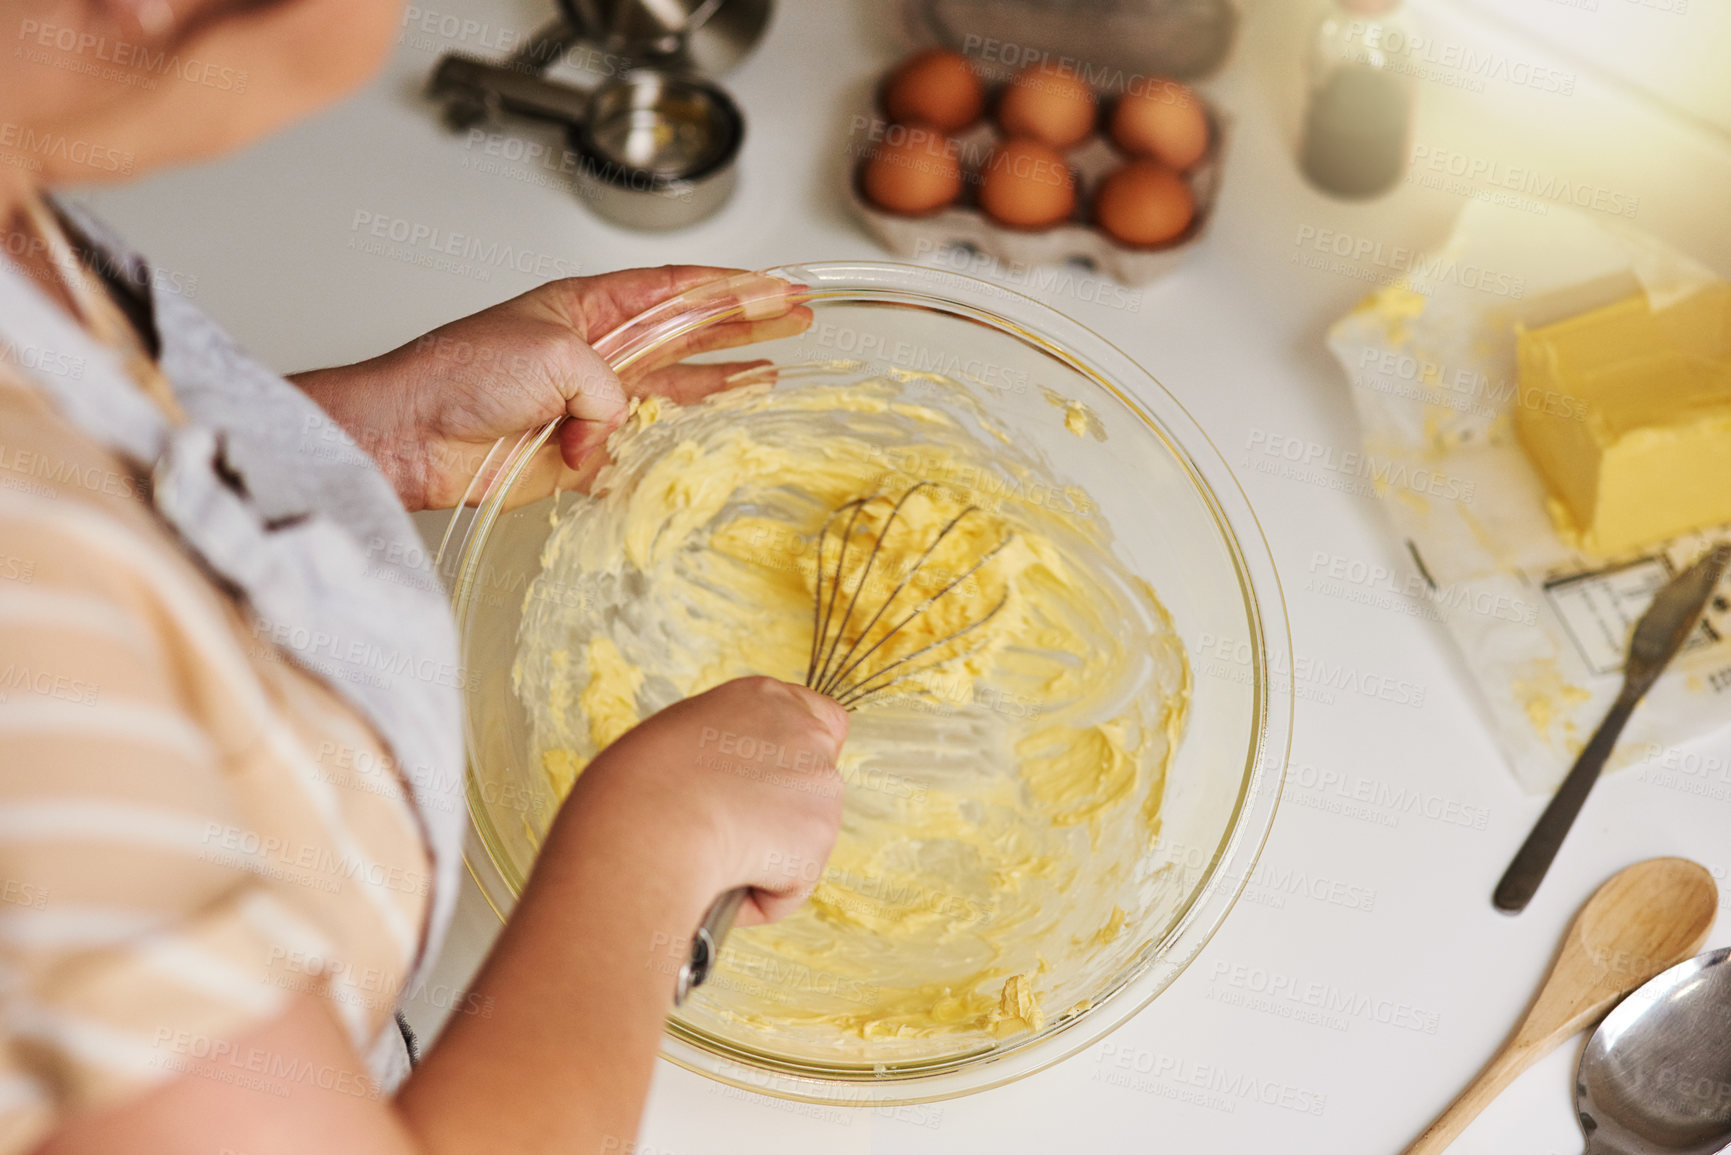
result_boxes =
[75,0,1731,1150]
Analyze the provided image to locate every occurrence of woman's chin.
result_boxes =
[20,0,400,188]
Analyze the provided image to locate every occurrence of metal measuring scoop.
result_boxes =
[1576,946,1731,1155]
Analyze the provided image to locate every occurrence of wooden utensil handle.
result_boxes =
[1402,1048,1533,1155]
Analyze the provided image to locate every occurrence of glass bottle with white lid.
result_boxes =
[1299,0,1416,199]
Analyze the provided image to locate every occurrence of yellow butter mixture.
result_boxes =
[512,378,1188,1065]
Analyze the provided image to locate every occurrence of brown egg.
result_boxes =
[1093,160,1195,247]
[980,138,1076,230]
[861,129,963,216]
[997,65,1097,150]
[882,49,986,131]
[1110,80,1210,171]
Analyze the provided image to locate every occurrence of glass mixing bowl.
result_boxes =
[436,261,1290,1104]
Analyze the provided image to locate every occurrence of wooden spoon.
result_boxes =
[1403,857,1717,1154]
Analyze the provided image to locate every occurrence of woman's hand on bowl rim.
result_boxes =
[290,266,812,513]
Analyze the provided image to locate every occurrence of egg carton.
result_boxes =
[845,99,1226,287]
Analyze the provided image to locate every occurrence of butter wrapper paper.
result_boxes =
[1325,198,1731,794]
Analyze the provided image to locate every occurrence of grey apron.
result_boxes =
[0,200,467,1088]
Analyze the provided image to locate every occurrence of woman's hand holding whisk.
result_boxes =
[554,676,850,930]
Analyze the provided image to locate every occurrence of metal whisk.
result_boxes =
[678,484,1013,1009]
[803,483,1013,710]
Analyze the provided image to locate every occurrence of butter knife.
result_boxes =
[1494,543,1731,914]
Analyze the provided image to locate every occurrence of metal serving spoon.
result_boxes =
[1576,946,1731,1155]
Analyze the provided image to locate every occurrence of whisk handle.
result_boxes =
[673,887,747,1005]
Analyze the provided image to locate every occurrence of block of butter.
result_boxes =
[1515,283,1731,556]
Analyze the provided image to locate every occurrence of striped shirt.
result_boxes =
[0,371,431,1152]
